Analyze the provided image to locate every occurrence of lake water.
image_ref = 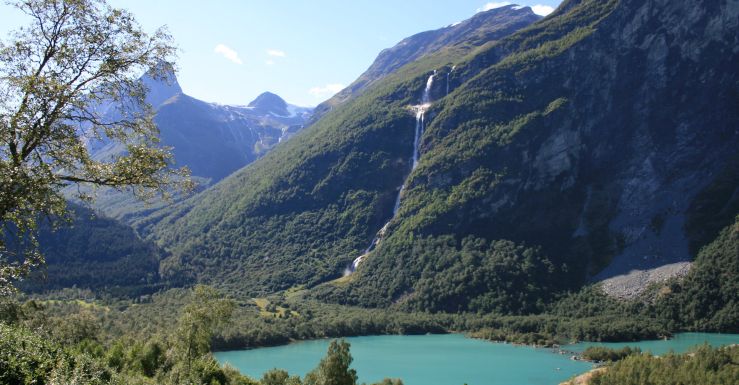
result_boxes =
[215,333,739,385]
[566,332,739,356]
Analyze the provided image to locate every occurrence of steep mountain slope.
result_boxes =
[22,204,165,295]
[151,0,738,314]
[147,5,546,294]
[153,92,309,183]
[337,0,739,310]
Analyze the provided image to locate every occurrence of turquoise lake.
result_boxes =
[566,332,739,356]
[215,333,739,385]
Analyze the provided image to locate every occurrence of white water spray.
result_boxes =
[345,71,436,275]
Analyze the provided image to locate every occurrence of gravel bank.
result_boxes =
[599,261,692,299]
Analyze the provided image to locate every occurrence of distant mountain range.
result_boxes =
[96,70,312,185]
[76,69,312,221]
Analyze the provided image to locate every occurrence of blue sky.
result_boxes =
[0,1,561,106]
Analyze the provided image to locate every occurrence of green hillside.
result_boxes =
[22,204,166,296]
[150,5,545,296]
[151,0,738,316]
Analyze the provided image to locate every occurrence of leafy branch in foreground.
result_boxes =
[0,0,192,295]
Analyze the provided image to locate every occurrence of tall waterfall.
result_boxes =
[446,65,455,96]
[345,71,436,275]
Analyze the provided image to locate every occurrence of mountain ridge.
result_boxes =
[310,5,542,122]
[81,71,313,221]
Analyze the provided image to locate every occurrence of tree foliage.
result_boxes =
[581,346,641,363]
[174,285,236,381]
[588,345,739,385]
[304,340,357,385]
[0,0,190,295]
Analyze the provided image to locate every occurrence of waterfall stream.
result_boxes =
[446,65,455,96]
[345,71,436,275]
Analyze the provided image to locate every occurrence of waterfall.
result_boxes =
[411,71,435,170]
[446,66,455,96]
[345,71,436,275]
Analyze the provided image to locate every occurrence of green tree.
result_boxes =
[304,339,358,385]
[174,285,236,381]
[263,369,303,385]
[0,0,190,295]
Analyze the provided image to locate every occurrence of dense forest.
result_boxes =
[4,216,737,352]
[573,345,739,385]
[21,204,165,295]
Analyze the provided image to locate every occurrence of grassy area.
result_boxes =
[253,298,300,318]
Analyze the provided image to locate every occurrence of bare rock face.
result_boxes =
[581,0,739,294]
[502,0,735,285]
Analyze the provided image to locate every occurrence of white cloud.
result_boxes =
[214,44,243,65]
[265,59,275,66]
[309,83,345,98]
[531,4,555,16]
[477,2,512,12]
[267,49,286,57]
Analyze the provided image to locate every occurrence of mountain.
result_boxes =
[150,0,738,315]
[32,70,312,292]
[91,72,312,185]
[80,72,312,221]
[21,204,166,295]
[152,92,310,183]
[248,91,291,116]
[147,4,545,294]
[310,5,541,121]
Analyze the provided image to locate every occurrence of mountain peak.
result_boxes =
[140,62,182,107]
[467,4,537,26]
[473,3,544,17]
[309,2,540,122]
[248,91,289,116]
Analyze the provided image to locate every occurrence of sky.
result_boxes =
[0,1,562,107]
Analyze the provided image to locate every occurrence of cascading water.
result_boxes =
[345,71,436,275]
[446,65,455,96]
